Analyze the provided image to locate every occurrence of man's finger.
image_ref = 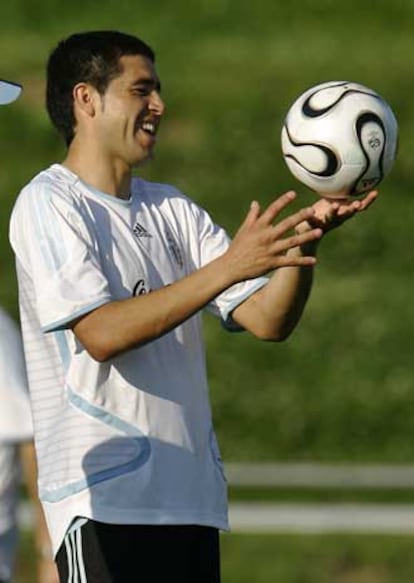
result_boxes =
[272,228,323,253]
[272,206,316,237]
[358,190,378,211]
[271,254,317,269]
[259,191,297,225]
[240,200,261,229]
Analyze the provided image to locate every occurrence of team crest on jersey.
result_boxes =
[164,228,184,269]
[133,221,152,238]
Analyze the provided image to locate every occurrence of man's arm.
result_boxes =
[73,192,322,361]
[231,191,378,339]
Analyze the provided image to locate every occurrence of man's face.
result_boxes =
[92,54,165,168]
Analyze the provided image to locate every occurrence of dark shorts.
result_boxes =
[56,520,221,583]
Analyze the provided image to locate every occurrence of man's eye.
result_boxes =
[132,88,150,96]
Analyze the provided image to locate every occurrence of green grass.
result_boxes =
[15,528,414,583]
[0,0,413,462]
[221,533,414,583]
[4,4,414,581]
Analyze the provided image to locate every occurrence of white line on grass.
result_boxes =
[226,463,414,489]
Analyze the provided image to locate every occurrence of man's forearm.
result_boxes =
[73,252,238,361]
[232,240,320,340]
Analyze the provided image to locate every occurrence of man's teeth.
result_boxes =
[141,122,156,135]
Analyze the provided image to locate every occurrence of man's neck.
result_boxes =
[63,143,132,200]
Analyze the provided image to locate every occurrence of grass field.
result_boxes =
[14,528,414,583]
[221,533,414,583]
[1,2,414,580]
[1,0,413,463]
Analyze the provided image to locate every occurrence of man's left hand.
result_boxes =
[296,190,378,234]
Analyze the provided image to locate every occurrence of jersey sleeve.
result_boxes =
[9,180,112,333]
[190,201,268,331]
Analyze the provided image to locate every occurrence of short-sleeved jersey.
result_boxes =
[9,164,267,555]
[0,308,33,580]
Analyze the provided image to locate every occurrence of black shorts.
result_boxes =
[56,520,221,583]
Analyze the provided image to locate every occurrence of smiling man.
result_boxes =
[9,31,376,583]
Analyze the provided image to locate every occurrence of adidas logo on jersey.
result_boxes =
[133,222,152,238]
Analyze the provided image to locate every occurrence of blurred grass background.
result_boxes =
[1,0,413,581]
[14,530,414,583]
[1,0,411,462]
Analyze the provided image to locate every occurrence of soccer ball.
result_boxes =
[281,81,398,199]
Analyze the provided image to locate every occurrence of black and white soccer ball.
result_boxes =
[281,81,398,199]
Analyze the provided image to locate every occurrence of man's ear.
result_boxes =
[72,83,98,119]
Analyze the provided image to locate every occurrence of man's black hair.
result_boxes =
[46,30,155,146]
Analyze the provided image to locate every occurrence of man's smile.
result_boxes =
[136,117,160,139]
[140,121,157,136]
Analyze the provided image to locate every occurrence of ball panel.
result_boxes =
[350,113,386,195]
[302,81,379,119]
[281,125,339,176]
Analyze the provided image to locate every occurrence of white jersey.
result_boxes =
[9,164,267,556]
[0,307,33,581]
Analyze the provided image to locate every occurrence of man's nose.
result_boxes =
[149,91,165,115]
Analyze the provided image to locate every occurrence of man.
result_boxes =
[0,81,58,583]
[9,32,376,583]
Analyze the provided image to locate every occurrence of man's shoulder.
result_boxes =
[20,163,76,195]
[13,164,80,216]
[10,165,83,245]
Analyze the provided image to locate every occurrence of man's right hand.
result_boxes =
[224,191,323,282]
